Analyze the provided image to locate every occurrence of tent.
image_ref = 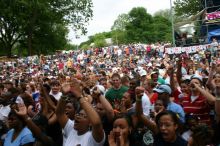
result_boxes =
[208,28,220,42]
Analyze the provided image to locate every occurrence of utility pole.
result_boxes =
[170,0,176,46]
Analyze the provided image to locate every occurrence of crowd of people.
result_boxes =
[0,40,220,146]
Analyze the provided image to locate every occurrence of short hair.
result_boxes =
[155,110,180,126]
[121,75,130,84]
[50,80,60,86]
[191,124,214,146]
[99,77,107,82]
[111,73,121,79]
[0,84,4,89]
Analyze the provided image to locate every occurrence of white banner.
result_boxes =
[166,44,209,54]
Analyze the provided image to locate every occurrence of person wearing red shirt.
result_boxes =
[181,75,216,125]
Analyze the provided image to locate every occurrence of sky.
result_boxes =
[68,0,172,45]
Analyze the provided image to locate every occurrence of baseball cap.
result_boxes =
[153,84,172,94]
[139,70,147,77]
[190,74,203,82]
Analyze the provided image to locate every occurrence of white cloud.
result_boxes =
[69,0,172,44]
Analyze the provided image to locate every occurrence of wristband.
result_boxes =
[136,98,142,102]
[77,95,84,101]
[79,97,87,104]
[216,98,220,101]
[61,95,69,101]
[24,116,31,122]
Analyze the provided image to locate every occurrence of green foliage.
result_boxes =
[80,7,173,47]
[174,0,203,17]
[81,44,90,50]
[111,13,130,31]
[65,43,78,51]
[0,0,93,57]
[152,16,172,42]
[154,9,171,20]
[111,30,127,45]
[125,7,154,43]
[79,32,111,48]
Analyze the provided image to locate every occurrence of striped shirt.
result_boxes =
[181,95,211,124]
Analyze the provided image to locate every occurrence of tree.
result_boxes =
[152,16,172,42]
[0,0,93,57]
[174,0,203,17]
[125,7,154,43]
[111,14,130,31]
[154,9,171,20]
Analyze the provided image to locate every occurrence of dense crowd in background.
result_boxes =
[0,38,220,146]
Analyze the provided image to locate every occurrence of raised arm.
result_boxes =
[69,81,105,143]
[92,87,114,121]
[176,59,182,85]
[15,104,54,145]
[135,87,158,134]
[193,83,216,105]
[206,63,216,90]
[79,96,104,142]
[215,85,220,122]
[169,65,176,93]
[55,96,69,128]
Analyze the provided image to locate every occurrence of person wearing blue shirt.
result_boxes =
[3,110,35,146]
[153,84,185,123]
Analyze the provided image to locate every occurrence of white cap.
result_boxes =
[139,70,147,76]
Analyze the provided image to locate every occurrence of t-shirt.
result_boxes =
[181,95,211,124]
[4,127,35,146]
[105,86,128,106]
[0,105,10,121]
[153,134,187,146]
[63,119,105,146]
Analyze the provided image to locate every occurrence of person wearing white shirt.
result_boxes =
[49,80,62,101]
[56,83,105,146]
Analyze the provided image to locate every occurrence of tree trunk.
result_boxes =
[28,30,33,56]
[6,45,12,57]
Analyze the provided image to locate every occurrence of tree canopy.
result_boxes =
[174,0,203,17]
[79,7,172,48]
[0,0,93,57]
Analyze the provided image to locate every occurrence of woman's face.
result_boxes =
[113,118,130,141]
[74,110,90,133]
[154,100,164,113]
[188,69,194,75]
[129,80,136,90]
[158,115,178,142]
[65,102,75,120]
[121,92,132,108]
[180,83,189,94]
[8,114,22,129]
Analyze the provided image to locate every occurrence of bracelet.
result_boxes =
[136,98,142,102]
[79,97,87,104]
[216,98,220,101]
[77,95,83,101]
[61,95,69,101]
[24,116,31,122]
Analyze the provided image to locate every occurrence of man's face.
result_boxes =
[51,84,60,94]
[100,80,107,89]
[112,76,121,89]
[158,92,169,107]
[152,74,158,83]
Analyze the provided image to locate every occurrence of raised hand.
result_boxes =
[135,86,145,99]
[108,131,117,146]
[92,86,101,99]
[15,103,27,117]
[215,85,220,97]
